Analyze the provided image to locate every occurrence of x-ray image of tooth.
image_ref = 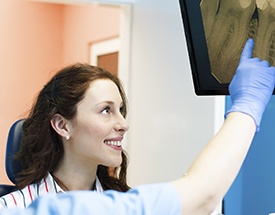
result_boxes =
[200,0,257,83]
[254,0,275,66]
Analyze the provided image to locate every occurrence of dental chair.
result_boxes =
[0,119,24,197]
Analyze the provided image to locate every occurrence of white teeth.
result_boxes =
[105,141,122,147]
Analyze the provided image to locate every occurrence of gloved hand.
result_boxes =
[226,38,275,132]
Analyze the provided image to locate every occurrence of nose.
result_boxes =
[114,114,129,134]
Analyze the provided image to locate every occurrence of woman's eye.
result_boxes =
[101,107,110,114]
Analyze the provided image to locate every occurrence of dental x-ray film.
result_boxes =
[179,0,275,95]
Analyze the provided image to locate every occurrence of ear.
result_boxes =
[50,114,70,139]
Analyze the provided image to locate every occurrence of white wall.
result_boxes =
[124,0,224,186]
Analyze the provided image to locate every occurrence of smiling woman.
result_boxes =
[0,63,131,209]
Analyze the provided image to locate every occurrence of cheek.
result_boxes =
[72,125,105,153]
[74,121,108,141]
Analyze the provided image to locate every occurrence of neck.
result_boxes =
[54,141,101,191]
[52,161,98,191]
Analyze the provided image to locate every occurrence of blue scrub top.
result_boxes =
[0,182,181,215]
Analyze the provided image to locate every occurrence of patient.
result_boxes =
[0,63,131,209]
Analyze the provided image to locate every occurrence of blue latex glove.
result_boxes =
[226,38,275,132]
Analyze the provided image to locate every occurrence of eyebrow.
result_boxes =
[95,101,114,106]
[95,100,124,107]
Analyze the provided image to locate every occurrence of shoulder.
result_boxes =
[0,187,29,209]
[0,174,59,209]
[3,183,181,215]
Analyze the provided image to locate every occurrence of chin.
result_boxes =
[109,159,122,168]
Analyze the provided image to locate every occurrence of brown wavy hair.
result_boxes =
[15,63,130,192]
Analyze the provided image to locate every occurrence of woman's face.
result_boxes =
[66,79,129,168]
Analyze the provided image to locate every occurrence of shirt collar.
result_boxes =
[48,173,104,193]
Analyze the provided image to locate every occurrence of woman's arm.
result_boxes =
[173,38,275,215]
[173,112,255,215]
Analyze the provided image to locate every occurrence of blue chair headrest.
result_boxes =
[5,119,24,184]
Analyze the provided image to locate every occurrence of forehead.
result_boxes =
[84,79,122,103]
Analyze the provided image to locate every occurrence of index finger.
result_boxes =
[240,38,254,63]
